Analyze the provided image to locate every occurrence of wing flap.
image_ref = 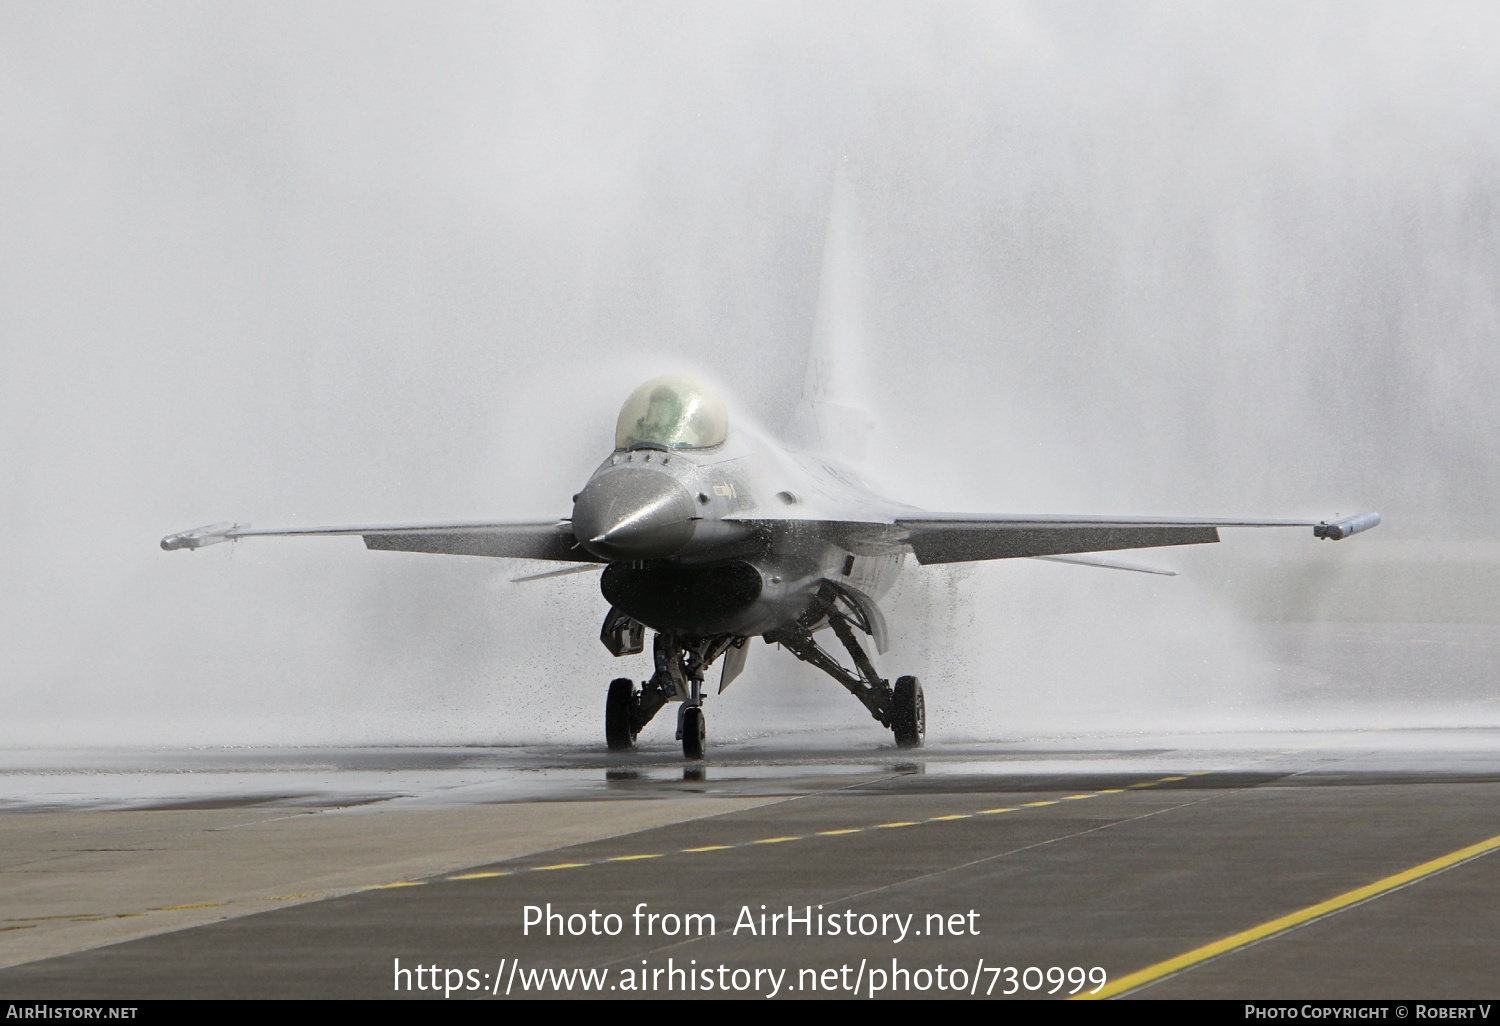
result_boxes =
[900,522,1220,564]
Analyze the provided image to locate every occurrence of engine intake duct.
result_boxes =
[601,560,762,631]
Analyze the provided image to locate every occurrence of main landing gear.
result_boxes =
[599,584,922,756]
[767,581,926,750]
[604,631,740,759]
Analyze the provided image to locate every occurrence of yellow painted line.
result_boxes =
[151,902,230,911]
[269,893,323,900]
[8,914,109,923]
[1078,831,1500,1000]
[1158,776,1186,782]
[16,912,144,923]
[430,772,1204,885]
[372,882,425,890]
[1189,771,1211,777]
[0,925,35,933]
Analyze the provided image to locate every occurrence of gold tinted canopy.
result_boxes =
[615,375,729,450]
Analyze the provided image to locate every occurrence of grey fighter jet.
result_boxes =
[162,373,1379,759]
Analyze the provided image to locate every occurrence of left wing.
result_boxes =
[893,512,1380,565]
[161,519,600,562]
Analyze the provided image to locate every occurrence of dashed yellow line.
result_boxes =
[444,770,1211,886]
[151,902,230,910]
[18,765,1265,931]
[367,771,1200,888]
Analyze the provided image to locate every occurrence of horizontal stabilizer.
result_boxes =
[511,563,607,583]
[1032,554,1178,576]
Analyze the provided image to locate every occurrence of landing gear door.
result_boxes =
[719,637,749,693]
[600,607,645,657]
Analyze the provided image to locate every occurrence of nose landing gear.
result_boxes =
[603,631,740,758]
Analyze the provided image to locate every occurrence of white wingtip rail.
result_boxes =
[160,523,241,551]
[1313,512,1381,540]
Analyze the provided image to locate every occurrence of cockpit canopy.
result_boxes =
[615,375,729,450]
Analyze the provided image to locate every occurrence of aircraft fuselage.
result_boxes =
[571,429,907,638]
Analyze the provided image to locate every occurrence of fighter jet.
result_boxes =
[162,372,1379,758]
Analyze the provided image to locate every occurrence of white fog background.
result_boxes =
[3,2,1497,747]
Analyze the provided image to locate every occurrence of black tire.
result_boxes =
[681,706,705,760]
[606,678,637,751]
[892,675,925,749]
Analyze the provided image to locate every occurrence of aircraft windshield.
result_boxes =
[615,375,729,450]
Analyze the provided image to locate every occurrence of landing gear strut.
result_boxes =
[767,582,925,749]
[603,631,740,758]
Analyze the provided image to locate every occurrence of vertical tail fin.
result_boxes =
[784,168,875,461]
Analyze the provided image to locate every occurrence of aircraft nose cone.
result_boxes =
[572,466,696,561]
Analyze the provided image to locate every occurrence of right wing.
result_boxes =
[160,519,600,562]
[893,512,1380,565]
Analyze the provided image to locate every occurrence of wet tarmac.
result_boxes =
[2,727,1498,998]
